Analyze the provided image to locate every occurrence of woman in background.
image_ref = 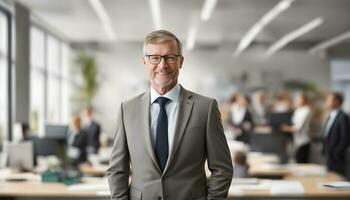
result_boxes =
[228,94,254,144]
[67,114,88,167]
[281,93,311,163]
[251,90,268,126]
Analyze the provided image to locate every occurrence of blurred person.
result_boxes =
[83,106,101,154]
[67,114,88,167]
[322,92,350,176]
[228,94,253,144]
[281,93,311,163]
[233,151,249,178]
[107,30,233,200]
[271,91,292,113]
[251,90,268,125]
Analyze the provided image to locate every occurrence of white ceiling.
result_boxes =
[13,0,350,50]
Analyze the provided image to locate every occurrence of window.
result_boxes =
[0,9,9,142]
[30,27,45,134]
[30,26,71,135]
[47,36,61,123]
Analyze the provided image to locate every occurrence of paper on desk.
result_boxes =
[96,190,111,196]
[231,178,259,185]
[287,164,326,176]
[229,179,272,195]
[319,181,350,189]
[68,183,109,191]
[270,181,304,195]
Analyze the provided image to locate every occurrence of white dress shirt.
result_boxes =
[150,84,181,157]
[230,104,246,125]
[291,106,311,148]
[324,109,339,138]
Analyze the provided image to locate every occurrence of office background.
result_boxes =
[2,0,350,137]
[0,0,350,199]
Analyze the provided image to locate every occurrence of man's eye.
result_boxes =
[151,56,160,61]
[166,56,176,61]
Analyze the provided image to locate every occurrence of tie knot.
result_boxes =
[156,97,170,107]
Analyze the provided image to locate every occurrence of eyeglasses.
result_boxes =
[145,54,181,64]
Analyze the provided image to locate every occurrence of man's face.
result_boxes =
[325,94,337,110]
[143,41,183,90]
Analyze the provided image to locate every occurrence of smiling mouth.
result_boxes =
[156,72,170,75]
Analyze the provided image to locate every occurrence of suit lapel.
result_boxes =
[163,87,194,174]
[139,92,162,172]
[327,111,342,138]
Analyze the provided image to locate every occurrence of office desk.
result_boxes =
[0,166,349,200]
[249,163,327,178]
[0,181,98,197]
[79,164,108,177]
[228,172,350,199]
[0,172,348,200]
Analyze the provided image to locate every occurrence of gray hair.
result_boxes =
[143,30,183,55]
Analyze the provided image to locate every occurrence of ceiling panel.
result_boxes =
[13,0,350,48]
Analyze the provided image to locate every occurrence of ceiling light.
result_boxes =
[265,17,323,56]
[149,0,162,30]
[89,0,116,40]
[234,0,294,57]
[186,25,197,50]
[200,0,218,21]
[309,30,350,54]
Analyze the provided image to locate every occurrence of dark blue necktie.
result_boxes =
[155,97,170,172]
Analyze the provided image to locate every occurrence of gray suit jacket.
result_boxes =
[107,86,233,200]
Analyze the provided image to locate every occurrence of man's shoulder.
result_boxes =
[184,88,215,105]
[337,110,350,122]
[121,92,148,107]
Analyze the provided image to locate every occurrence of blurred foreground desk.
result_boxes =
[0,170,109,200]
[0,181,108,199]
[228,172,350,200]
[0,169,349,200]
[79,164,108,177]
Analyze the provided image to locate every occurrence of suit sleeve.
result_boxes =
[107,103,130,200]
[334,115,350,159]
[206,99,233,199]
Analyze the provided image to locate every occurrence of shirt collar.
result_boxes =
[150,83,181,104]
[330,109,339,117]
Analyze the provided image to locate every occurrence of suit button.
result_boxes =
[157,197,162,200]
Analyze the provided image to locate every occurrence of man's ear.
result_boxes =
[142,56,146,65]
[179,56,184,68]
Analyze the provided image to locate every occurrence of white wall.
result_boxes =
[87,43,330,135]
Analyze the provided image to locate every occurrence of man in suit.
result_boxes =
[323,92,350,176]
[83,106,101,154]
[107,30,233,200]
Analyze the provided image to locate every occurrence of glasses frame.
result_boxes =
[145,54,182,65]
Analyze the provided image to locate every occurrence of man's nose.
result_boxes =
[158,57,168,69]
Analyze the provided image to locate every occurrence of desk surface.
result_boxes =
[0,163,349,198]
[0,181,101,197]
[80,164,108,177]
[229,172,350,197]
[0,172,349,198]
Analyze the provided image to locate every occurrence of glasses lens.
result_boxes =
[149,55,161,64]
[165,55,177,63]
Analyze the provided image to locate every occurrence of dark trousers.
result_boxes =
[295,143,310,163]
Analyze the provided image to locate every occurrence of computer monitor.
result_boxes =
[33,137,63,156]
[267,111,293,133]
[6,141,34,171]
[45,124,68,140]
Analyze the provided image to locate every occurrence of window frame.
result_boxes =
[0,5,13,141]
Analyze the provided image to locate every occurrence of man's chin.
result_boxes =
[153,79,173,89]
